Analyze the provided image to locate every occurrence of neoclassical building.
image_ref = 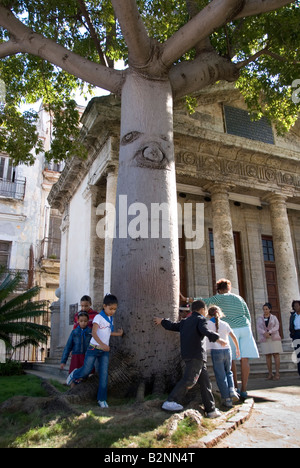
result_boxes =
[48,83,300,355]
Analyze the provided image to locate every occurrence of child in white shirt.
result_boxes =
[207,306,240,408]
[67,294,123,408]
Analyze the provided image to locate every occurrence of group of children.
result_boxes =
[154,300,241,416]
[61,291,240,416]
[61,294,123,408]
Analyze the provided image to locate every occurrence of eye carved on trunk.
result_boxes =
[121,131,142,146]
[121,131,172,170]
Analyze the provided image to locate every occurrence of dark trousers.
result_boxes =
[168,358,215,413]
[292,330,300,376]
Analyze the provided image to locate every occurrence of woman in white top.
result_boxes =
[207,306,240,408]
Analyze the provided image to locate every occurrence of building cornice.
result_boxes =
[48,93,300,212]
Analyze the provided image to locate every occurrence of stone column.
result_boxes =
[206,183,239,294]
[264,193,300,337]
[49,288,61,358]
[104,168,118,294]
[244,207,266,330]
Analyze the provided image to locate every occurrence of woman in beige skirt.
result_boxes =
[257,303,283,380]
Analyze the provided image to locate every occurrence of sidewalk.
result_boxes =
[214,374,300,448]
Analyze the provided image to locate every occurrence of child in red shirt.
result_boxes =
[73,295,98,329]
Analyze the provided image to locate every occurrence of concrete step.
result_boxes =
[27,350,299,385]
[24,362,69,384]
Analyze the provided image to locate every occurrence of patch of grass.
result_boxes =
[0,374,236,448]
[0,374,48,404]
[171,416,203,447]
[48,379,68,393]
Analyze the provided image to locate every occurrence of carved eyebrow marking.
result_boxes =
[121,131,143,146]
[160,135,169,141]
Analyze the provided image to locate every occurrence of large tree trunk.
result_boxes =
[109,70,181,395]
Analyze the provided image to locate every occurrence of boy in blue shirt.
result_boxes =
[61,311,92,377]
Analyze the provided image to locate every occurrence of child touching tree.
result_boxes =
[154,300,227,418]
[67,294,123,408]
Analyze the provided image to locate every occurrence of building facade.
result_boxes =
[48,84,300,354]
[0,104,63,361]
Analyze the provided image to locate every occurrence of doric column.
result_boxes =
[206,183,239,294]
[244,207,266,328]
[103,167,118,294]
[264,193,300,336]
[49,288,61,358]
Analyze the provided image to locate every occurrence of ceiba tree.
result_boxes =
[0,0,299,395]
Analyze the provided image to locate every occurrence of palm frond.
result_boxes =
[0,269,50,353]
[0,272,23,304]
[13,337,46,349]
[0,330,13,349]
[1,300,47,323]
[1,322,50,341]
[0,286,41,314]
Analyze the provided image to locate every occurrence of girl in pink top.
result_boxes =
[257,303,283,380]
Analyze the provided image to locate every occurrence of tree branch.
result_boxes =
[111,0,152,68]
[77,0,108,67]
[234,0,296,19]
[169,52,240,99]
[0,6,124,94]
[162,0,245,68]
[0,39,22,58]
[236,47,300,69]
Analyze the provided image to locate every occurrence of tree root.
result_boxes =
[166,409,203,436]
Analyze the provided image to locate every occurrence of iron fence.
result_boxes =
[6,306,51,363]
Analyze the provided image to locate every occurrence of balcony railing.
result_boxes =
[0,178,26,200]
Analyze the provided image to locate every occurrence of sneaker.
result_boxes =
[229,389,240,402]
[98,400,109,408]
[223,398,233,408]
[207,409,222,419]
[66,369,76,386]
[162,401,184,412]
[237,389,248,400]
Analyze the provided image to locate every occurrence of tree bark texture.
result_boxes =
[109,70,181,393]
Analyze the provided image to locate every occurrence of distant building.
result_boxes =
[0,103,64,361]
[49,84,300,357]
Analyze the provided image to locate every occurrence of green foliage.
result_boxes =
[43,99,87,163]
[228,5,300,134]
[0,101,43,165]
[0,0,299,162]
[0,360,24,376]
[0,269,50,351]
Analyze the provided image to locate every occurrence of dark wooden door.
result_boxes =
[262,236,283,337]
[179,235,187,306]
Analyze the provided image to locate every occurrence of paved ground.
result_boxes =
[214,374,300,448]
